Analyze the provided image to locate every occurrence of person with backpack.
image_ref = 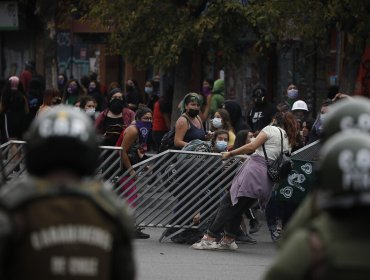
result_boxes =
[163,129,230,244]
[0,106,135,279]
[192,112,297,250]
[174,93,206,149]
[264,132,370,280]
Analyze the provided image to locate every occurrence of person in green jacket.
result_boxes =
[208,79,225,117]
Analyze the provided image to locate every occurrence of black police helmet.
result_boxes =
[317,131,370,209]
[321,96,370,143]
[25,105,100,177]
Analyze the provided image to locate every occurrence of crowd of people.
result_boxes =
[0,64,343,240]
[1,61,369,278]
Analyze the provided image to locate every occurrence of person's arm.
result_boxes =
[120,126,139,176]
[174,116,189,148]
[200,95,212,121]
[222,131,267,159]
[94,111,104,133]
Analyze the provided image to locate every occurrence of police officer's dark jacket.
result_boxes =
[0,177,135,280]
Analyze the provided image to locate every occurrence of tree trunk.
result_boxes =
[171,51,192,126]
[43,20,58,88]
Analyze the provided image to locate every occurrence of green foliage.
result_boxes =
[83,0,370,69]
[247,0,370,54]
[85,0,253,69]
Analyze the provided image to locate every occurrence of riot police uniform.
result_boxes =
[264,132,370,279]
[0,106,135,280]
[280,96,370,246]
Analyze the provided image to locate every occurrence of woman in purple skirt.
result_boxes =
[192,112,297,250]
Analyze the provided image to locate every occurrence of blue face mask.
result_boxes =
[215,140,228,152]
[287,89,298,99]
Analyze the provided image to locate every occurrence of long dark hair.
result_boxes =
[135,105,152,120]
[274,112,297,146]
[233,129,251,149]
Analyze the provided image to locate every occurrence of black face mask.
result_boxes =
[109,99,124,114]
[187,108,199,118]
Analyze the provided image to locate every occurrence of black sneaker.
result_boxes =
[135,227,150,239]
[249,219,262,234]
[235,232,257,244]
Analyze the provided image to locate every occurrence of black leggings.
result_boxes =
[207,193,257,238]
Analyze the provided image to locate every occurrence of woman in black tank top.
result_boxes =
[174,93,206,149]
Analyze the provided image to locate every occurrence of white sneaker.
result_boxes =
[217,239,238,250]
[192,239,218,250]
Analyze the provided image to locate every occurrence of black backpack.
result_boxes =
[159,128,177,152]
[159,114,192,153]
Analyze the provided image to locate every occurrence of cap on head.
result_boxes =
[317,131,370,209]
[321,96,370,143]
[291,100,308,112]
[25,105,100,177]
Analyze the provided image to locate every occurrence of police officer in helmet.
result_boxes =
[0,106,135,279]
[265,131,370,279]
[281,96,370,245]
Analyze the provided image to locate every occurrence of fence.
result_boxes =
[1,141,246,242]
[0,140,320,242]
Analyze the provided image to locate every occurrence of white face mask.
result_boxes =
[212,117,222,128]
[86,108,96,116]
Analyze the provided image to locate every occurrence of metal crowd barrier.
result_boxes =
[0,140,245,242]
[1,140,321,242]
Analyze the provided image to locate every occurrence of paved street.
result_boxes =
[134,224,277,280]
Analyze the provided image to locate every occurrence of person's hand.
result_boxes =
[193,213,201,225]
[221,151,232,160]
[137,148,145,159]
[129,168,136,178]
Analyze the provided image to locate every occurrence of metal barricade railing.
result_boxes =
[0,140,246,242]
[291,140,320,161]
[100,148,246,242]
